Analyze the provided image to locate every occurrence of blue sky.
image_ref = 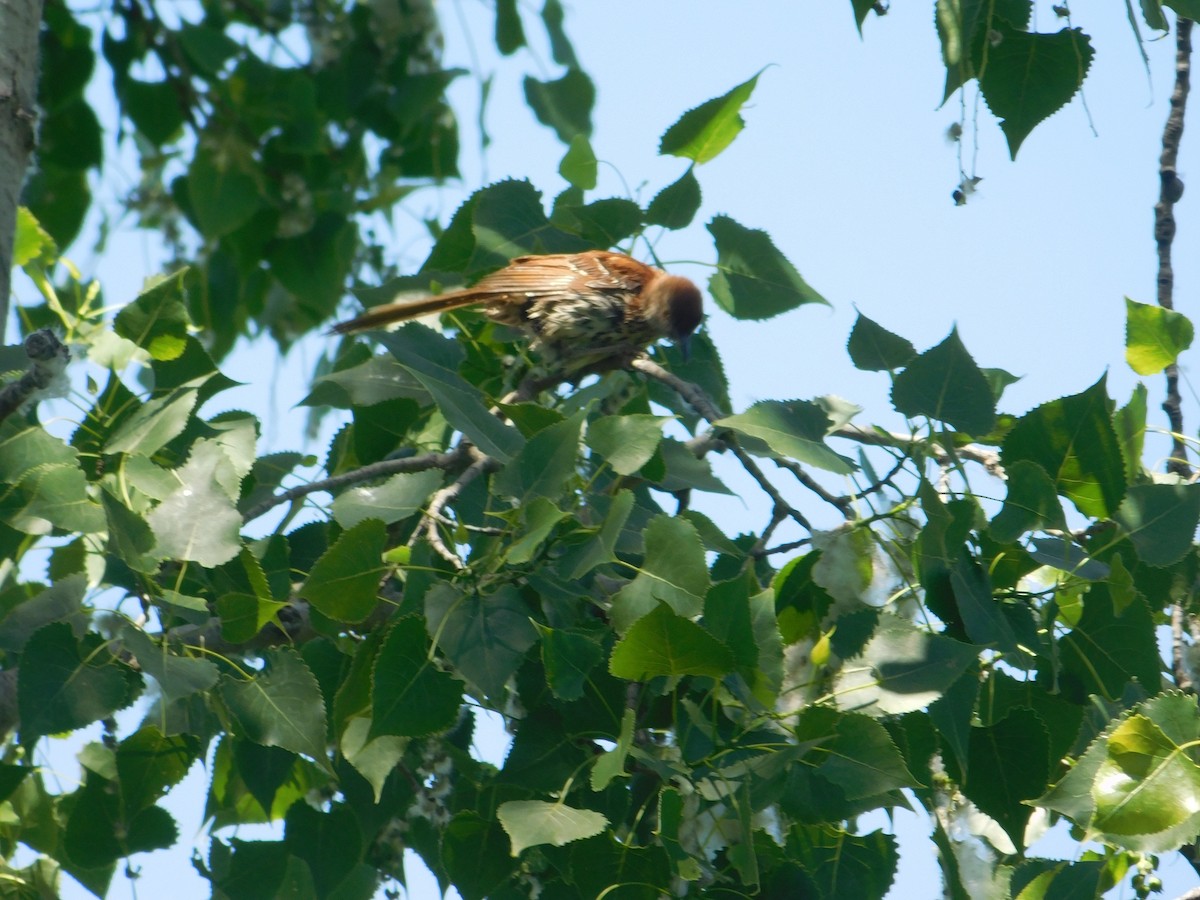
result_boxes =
[23,1,1200,897]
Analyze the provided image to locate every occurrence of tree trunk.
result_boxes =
[0,0,44,345]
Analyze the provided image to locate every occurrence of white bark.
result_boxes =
[0,0,44,344]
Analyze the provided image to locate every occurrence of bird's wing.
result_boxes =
[472,252,652,301]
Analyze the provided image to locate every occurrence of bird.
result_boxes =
[330,251,704,369]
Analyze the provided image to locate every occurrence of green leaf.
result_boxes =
[283,804,363,897]
[558,133,597,190]
[113,270,192,361]
[979,27,1095,159]
[1059,588,1160,700]
[567,488,634,578]
[659,70,764,164]
[307,354,429,408]
[494,0,526,54]
[19,623,140,741]
[962,708,1051,844]
[717,400,856,474]
[116,726,201,812]
[300,519,387,624]
[989,460,1067,543]
[584,708,633,794]
[523,68,594,143]
[340,718,406,804]
[610,603,736,680]
[1114,483,1200,567]
[1114,384,1148,486]
[786,827,898,900]
[1164,0,1200,16]
[217,592,288,644]
[891,328,996,434]
[1093,713,1200,836]
[1001,375,1126,518]
[186,145,262,237]
[847,312,917,371]
[0,575,86,652]
[586,414,669,475]
[424,584,538,700]
[105,387,198,456]
[537,623,606,701]
[566,197,643,246]
[14,206,55,266]
[443,812,516,900]
[611,515,711,631]
[506,497,566,564]
[494,409,584,500]
[950,552,1019,653]
[120,78,185,145]
[122,626,219,704]
[378,327,523,463]
[331,469,442,529]
[708,215,828,319]
[797,706,919,799]
[541,0,579,67]
[147,441,243,567]
[177,23,239,76]
[833,614,979,716]
[497,800,609,856]
[371,617,462,738]
[646,168,702,230]
[219,648,331,771]
[1125,297,1194,374]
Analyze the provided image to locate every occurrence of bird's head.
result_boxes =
[646,275,704,358]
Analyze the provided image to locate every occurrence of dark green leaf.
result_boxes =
[833,614,978,716]
[494,409,583,500]
[442,812,516,899]
[979,27,1095,158]
[424,584,538,700]
[371,617,462,738]
[187,145,262,237]
[300,519,387,623]
[19,623,140,741]
[541,0,579,67]
[610,603,736,679]
[847,312,917,371]
[523,68,594,143]
[114,269,191,361]
[494,0,526,55]
[219,648,331,771]
[646,168,702,230]
[708,215,828,319]
[1114,483,1200,567]
[962,709,1050,844]
[283,804,362,897]
[1001,375,1126,518]
[1059,588,1160,701]
[891,328,995,434]
[989,460,1067,543]
[121,78,185,145]
[1114,384,1148,486]
[536,623,606,701]
[378,326,523,462]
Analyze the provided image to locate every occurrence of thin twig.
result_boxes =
[414,448,499,567]
[772,458,854,518]
[242,444,472,522]
[832,424,1004,477]
[1157,17,1193,477]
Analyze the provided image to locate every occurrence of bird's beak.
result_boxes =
[677,334,692,362]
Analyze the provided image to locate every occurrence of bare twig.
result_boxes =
[413,448,499,567]
[772,458,854,517]
[1174,602,1194,692]
[242,444,472,522]
[832,424,1004,477]
[1157,17,1194,477]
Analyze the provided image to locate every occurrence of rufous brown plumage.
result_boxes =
[331,251,704,368]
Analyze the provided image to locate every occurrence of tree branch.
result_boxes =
[0,329,70,423]
[1157,16,1193,477]
[241,443,472,522]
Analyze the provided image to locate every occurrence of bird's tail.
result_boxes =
[329,289,487,334]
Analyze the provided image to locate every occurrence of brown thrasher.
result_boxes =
[331,251,704,368]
